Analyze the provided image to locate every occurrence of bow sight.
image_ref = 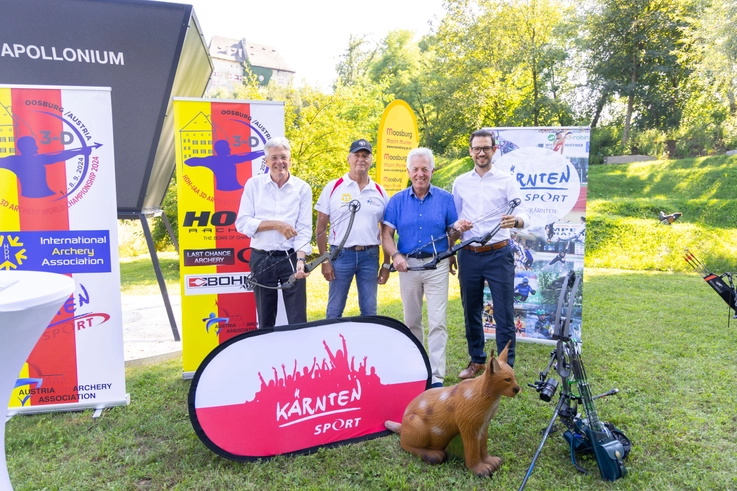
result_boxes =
[519,271,630,490]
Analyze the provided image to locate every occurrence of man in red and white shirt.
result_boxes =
[315,139,387,318]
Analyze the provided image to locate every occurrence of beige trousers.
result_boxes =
[398,258,449,384]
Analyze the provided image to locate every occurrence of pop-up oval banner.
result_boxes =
[188,316,431,461]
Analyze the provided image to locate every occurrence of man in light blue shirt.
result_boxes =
[382,148,471,388]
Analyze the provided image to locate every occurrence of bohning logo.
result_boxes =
[189,277,207,288]
[0,234,27,270]
[184,273,254,296]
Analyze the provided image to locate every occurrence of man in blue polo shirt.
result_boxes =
[381,148,471,388]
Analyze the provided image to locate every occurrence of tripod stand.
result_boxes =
[519,271,630,491]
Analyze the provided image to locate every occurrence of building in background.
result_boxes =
[206,36,294,94]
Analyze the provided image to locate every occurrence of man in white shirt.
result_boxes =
[315,139,387,318]
[235,137,312,328]
[453,129,530,375]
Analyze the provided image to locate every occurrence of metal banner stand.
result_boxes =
[119,210,180,342]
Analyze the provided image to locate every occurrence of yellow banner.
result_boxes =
[376,100,419,196]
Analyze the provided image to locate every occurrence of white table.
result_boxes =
[0,271,75,491]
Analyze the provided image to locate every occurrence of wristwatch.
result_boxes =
[297,257,306,262]
[381,263,391,270]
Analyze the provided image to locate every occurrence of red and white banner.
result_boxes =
[188,316,430,460]
[0,85,127,413]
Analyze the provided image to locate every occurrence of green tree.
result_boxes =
[579,0,695,150]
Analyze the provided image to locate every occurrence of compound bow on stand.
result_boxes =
[519,271,630,490]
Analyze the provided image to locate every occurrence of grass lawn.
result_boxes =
[8,154,737,489]
[6,268,737,490]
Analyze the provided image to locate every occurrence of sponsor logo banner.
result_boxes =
[482,127,589,345]
[189,317,430,460]
[376,100,419,197]
[1,85,126,413]
[183,248,235,267]
[174,98,284,374]
[184,272,254,296]
[0,230,111,273]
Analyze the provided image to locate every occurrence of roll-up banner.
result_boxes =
[173,98,285,378]
[0,85,128,413]
[189,316,430,461]
[376,100,419,197]
[482,127,589,345]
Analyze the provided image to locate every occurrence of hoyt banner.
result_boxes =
[482,127,589,345]
[0,85,127,413]
[173,98,285,377]
[189,316,430,460]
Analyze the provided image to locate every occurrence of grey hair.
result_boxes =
[264,137,291,156]
[406,147,435,170]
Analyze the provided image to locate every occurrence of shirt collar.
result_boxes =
[473,166,497,179]
[344,172,373,186]
[410,184,434,199]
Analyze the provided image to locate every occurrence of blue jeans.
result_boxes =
[458,245,516,367]
[326,246,379,318]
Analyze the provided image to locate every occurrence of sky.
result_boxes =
[159,0,446,90]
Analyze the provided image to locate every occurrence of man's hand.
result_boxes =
[501,214,518,229]
[448,255,457,275]
[293,259,309,279]
[393,254,408,273]
[321,261,335,281]
[453,218,473,233]
[378,265,390,285]
[275,221,298,239]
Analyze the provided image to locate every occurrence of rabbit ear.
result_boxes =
[497,340,512,364]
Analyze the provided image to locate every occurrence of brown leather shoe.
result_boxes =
[459,361,485,379]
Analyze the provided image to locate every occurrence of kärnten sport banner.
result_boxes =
[173,99,284,378]
[0,85,128,413]
[481,127,589,345]
[376,100,419,197]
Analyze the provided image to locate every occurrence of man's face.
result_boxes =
[348,150,372,175]
[470,135,496,169]
[266,146,291,182]
[408,155,433,194]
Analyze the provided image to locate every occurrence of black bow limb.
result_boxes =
[389,198,521,273]
[283,199,361,287]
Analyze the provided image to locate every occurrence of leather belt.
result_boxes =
[463,239,509,253]
[343,245,379,251]
[406,252,434,259]
[252,248,295,256]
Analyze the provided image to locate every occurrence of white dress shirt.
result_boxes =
[235,173,312,254]
[452,166,530,244]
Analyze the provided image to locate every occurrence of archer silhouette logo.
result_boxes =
[184,139,263,192]
[0,102,104,208]
[0,234,27,270]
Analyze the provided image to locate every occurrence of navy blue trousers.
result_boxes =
[458,246,516,367]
